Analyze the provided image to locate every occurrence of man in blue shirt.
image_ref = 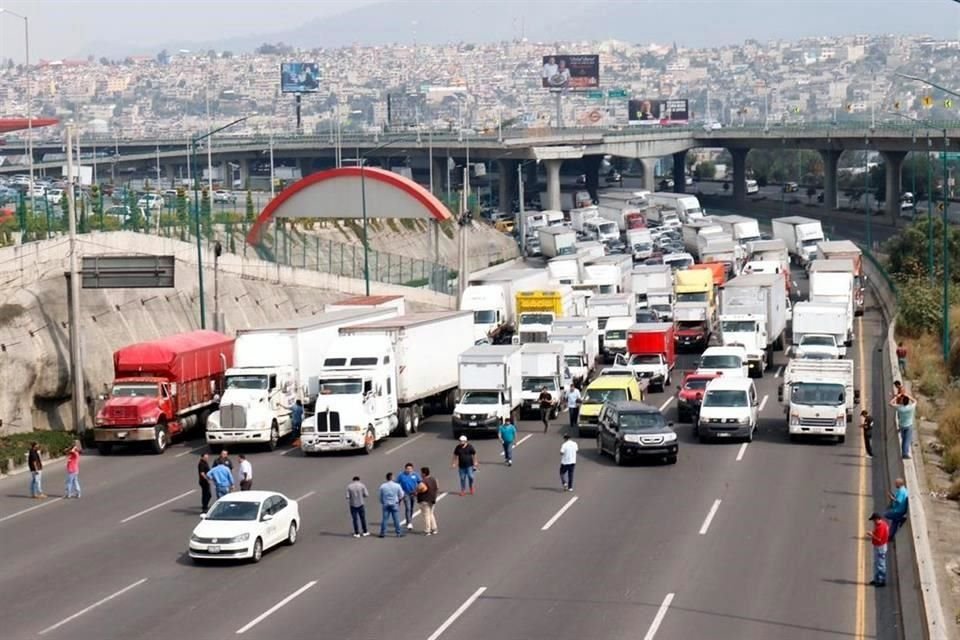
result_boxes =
[207,462,234,499]
[889,390,916,459]
[396,463,422,530]
[498,418,517,466]
[291,400,304,444]
[378,472,405,538]
[884,477,910,539]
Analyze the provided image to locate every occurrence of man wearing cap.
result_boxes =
[451,435,478,496]
[868,512,889,587]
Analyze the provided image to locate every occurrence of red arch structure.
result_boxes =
[246,166,453,246]
[0,117,59,134]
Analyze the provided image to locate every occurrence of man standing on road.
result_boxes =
[397,463,422,530]
[884,477,910,539]
[560,434,578,492]
[64,440,82,499]
[565,384,582,432]
[538,386,555,433]
[291,399,304,447]
[452,435,478,496]
[498,418,517,466]
[417,466,439,536]
[890,390,916,459]
[860,410,874,458]
[346,476,370,538]
[378,472,405,538]
[896,342,908,375]
[28,442,45,499]
[212,449,233,470]
[237,454,253,491]
[868,512,889,587]
[207,461,234,499]
[197,453,212,513]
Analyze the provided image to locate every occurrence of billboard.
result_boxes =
[628,98,690,125]
[541,55,600,91]
[280,62,321,93]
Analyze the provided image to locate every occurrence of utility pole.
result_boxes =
[517,162,526,256]
[943,128,951,360]
[65,124,85,434]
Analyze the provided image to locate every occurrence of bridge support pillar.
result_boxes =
[497,159,517,211]
[544,159,563,212]
[583,155,603,204]
[672,152,687,193]
[238,159,251,189]
[881,150,907,220]
[163,163,177,188]
[640,158,657,193]
[730,148,748,208]
[298,157,312,178]
[820,149,842,210]
[431,157,446,198]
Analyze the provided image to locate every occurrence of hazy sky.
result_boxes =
[0,0,957,61]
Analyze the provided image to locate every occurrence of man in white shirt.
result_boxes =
[565,384,582,432]
[559,435,578,492]
[238,454,253,491]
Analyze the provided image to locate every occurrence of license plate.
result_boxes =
[207,545,220,553]
[469,422,477,426]
[717,433,730,438]
[117,431,128,439]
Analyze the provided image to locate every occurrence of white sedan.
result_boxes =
[188,491,300,563]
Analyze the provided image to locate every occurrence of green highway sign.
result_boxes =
[587,90,604,100]
[607,89,628,98]
[940,153,960,161]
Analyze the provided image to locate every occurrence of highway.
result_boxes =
[0,257,893,640]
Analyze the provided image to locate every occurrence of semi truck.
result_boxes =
[95,331,234,455]
[771,216,825,265]
[207,310,397,451]
[778,359,858,442]
[519,343,566,417]
[550,325,599,387]
[514,288,573,344]
[461,268,549,343]
[451,345,523,437]
[812,246,864,315]
[792,301,850,357]
[808,267,855,344]
[713,215,762,245]
[301,312,474,454]
[718,273,787,377]
[539,226,578,258]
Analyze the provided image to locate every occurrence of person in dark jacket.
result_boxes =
[28,442,45,499]
[417,466,440,535]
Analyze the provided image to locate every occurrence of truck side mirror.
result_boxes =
[777,387,784,402]
[854,389,861,404]
[170,383,178,396]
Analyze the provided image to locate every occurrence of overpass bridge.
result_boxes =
[3,121,960,218]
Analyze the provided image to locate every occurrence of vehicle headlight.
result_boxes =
[190,534,202,542]
[835,416,845,427]
[226,533,250,543]
[453,413,463,420]
[142,416,158,425]
[663,432,678,442]
[789,414,800,426]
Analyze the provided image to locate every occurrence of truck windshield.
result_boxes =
[700,355,742,369]
[111,383,158,398]
[629,354,662,365]
[520,313,554,325]
[460,391,500,405]
[583,388,628,404]
[319,378,362,395]
[704,390,748,407]
[721,320,757,332]
[564,355,582,368]
[598,222,618,235]
[226,375,268,391]
[676,292,708,302]
[619,412,665,431]
[676,321,705,332]
[605,330,627,340]
[801,238,823,248]
[801,335,835,346]
[522,377,557,392]
[792,383,845,405]
[473,310,497,324]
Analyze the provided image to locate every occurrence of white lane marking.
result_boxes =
[698,499,722,535]
[0,497,63,524]
[736,443,748,462]
[426,586,487,640]
[235,581,317,635]
[541,496,579,531]
[120,490,196,524]
[759,394,768,412]
[38,578,148,635]
[175,445,207,458]
[401,492,448,526]
[499,433,533,456]
[658,397,674,412]
[774,366,783,378]
[383,433,425,455]
[642,592,676,640]
[295,491,316,502]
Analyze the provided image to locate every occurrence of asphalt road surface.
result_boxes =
[0,250,895,640]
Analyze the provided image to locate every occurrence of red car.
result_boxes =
[676,372,720,423]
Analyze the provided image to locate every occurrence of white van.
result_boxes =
[696,345,749,378]
[695,377,759,442]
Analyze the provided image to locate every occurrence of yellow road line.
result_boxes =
[855,316,868,640]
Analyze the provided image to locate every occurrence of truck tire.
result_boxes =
[150,422,169,454]
[411,405,422,433]
[265,421,279,451]
[838,435,846,444]
[363,428,376,455]
[97,443,113,456]
[398,407,412,437]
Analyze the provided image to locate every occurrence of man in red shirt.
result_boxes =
[868,512,889,587]
[896,342,908,375]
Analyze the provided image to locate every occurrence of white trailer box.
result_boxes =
[326,294,406,316]
[598,203,645,231]
[632,264,673,308]
[747,239,790,271]
[792,301,850,356]
[539,226,578,258]
[453,344,523,435]
[780,359,858,440]
[548,255,585,286]
[771,216,824,265]
[583,263,621,294]
[696,230,733,261]
[550,325,599,386]
[519,343,566,414]
[719,273,787,376]
[713,215,762,245]
[700,238,742,275]
[808,269,854,344]
[570,206,601,232]
[586,254,633,294]
[586,293,634,330]
[683,220,722,254]
[575,241,607,260]
[462,268,549,342]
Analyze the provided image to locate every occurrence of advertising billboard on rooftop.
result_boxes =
[628,98,690,125]
[280,62,321,93]
[541,55,600,91]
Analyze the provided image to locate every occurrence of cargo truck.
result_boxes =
[792,301,850,357]
[574,240,606,260]
[540,189,592,212]
[748,239,790,270]
[207,310,398,451]
[812,248,864,315]
[539,226,578,258]
[718,272,787,377]
[301,312,474,454]
[700,238,743,277]
[519,343,566,417]
[547,255,584,286]
[713,215,762,245]
[632,264,673,309]
[602,315,635,362]
[326,294,406,316]
[647,193,705,222]
[570,206,600,232]
[514,288,573,344]
[808,267,854,345]
[673,301,713,353]
[771,216,825,265]
[598,203,646,231]
[614,323,676,392]
[625,227,654,262]
[461,268,549,344]
[451,345,523,437]
[95,330,235,455]
[682,220,722,254]
[586,254,632,294]
[778,359,859,442]
[550,325,599,387]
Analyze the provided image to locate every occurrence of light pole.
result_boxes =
[191,116,248,329]
[1,8,33,206]
[889,111,936,280]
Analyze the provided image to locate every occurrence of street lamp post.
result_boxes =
[0,9,33,210]
[888,111,936,280]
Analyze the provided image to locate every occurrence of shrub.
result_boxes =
[918,368,947,396]
[937,405,960,448]
[0,431,77,474]
[947,478,960,501]
[896,279,942,337]
[943,444,960,475]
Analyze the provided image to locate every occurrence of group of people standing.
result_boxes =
[346,463,439,538]
[196,449,254,513]
[27,440,81,500]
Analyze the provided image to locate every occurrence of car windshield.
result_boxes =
[619,412,666,431]
[704,389,749,407]
[801,335,835,346]
[629,354,661,365]
[583,388,628,404]
[206,500,261,521]
[319,378,362,395]
[676,292,708,303]
[226,375,268,390]
[473,310,497,324]
[522,377,556,392]
[684,378,711,391]
[460,391,500,405]
[791,383,845,405]
[111,383,158,398]
[605,330,626,340]
[721,320,757,332]
[636,312,658,322]
[676,321,704,331]
[520,313,554,325]
[700,355,742,369]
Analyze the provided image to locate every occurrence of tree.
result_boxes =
[694,161,716,180]
[245,188,255,222]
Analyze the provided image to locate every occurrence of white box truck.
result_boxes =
[771,216,825,265]
[452,345,523,437]
[811,254,863,316]
[647,193,705,222]
[625,228,654,262]
[696,230,732,261]
[683,220,723,254]
[778,359,858,442]
[718,273,787,377]
[598,203,644,231]
[326,294,407,316]
[808,268,854,345]
[550,325,599,387]
[300,312,474,453]
[519,343,566,417]
[207,309,398,451]
[632,264,673,308]
[575,240,606,260]
[461,268,549,344]
[548,255,584,286]
[570,206,600,232]
[539,226,578,258]
[586,254,633,294]
[700,238,743,277]
[713,215,762,245]
[792,301,850,357]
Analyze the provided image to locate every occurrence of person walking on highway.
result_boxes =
[452,435,478,496]
[207,461,234,499]
[417,466,439,536]
[896,342,908,375]
[538,386,556,433]
[28,442,46,499]
[868,512,889,587]
[378,472,405,538]
[213,449,233,470]
[889,390,916,459]
[559,434,578,492]
[498,418,517,466]
[238,454,253,491]
[397,463,422,530]
[197,452,212,513]
[884,477,910,539]
[64,440,82,499]
[291,399,304,447]
[565,384,582,432]
[346,476,370,538]
[860,410,874,458]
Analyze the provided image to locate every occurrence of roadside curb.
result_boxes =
[0,452,65,479]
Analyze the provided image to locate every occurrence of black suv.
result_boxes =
[596,401,678,465]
